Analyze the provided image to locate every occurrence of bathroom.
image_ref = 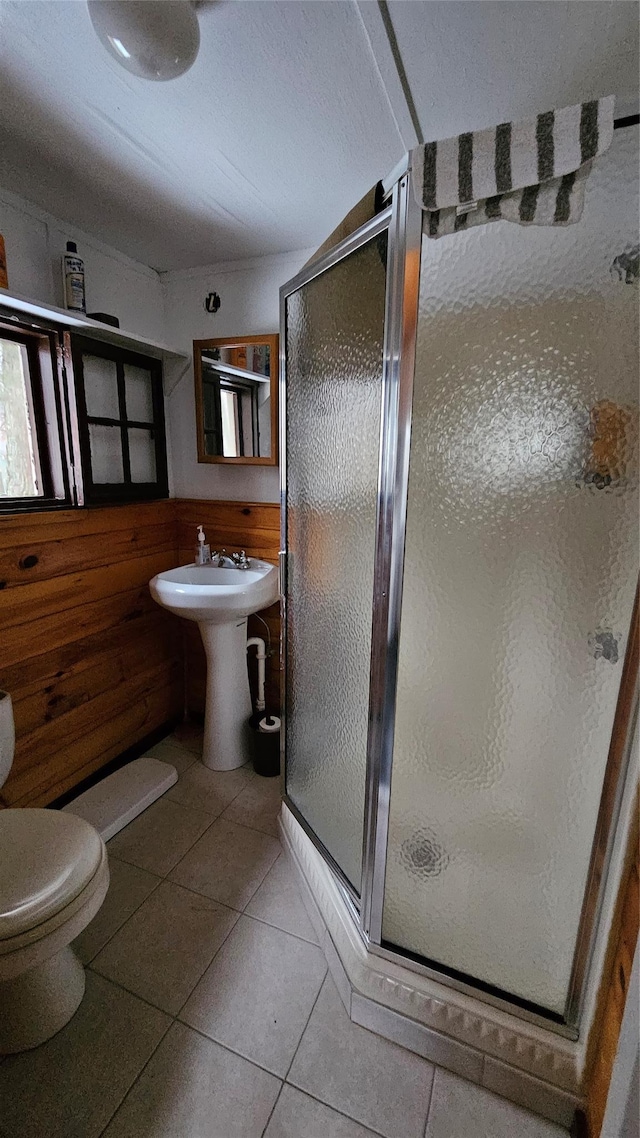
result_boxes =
[0,2,638,1136]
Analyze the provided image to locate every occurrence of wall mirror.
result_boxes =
[194,334,278,465]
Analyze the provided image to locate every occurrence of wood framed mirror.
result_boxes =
[194,334,278,466]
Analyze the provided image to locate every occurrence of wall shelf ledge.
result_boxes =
[0,287,189,378]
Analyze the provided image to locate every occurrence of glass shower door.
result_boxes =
[282,225,389,894]
[382,128,639,1018]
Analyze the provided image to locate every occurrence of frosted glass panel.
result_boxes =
[383,130,639,1014]
[124,364,154,422]
[129,427,156,482]
[88,423,124,483]
[83,355,119,418]
[285,232,388,891]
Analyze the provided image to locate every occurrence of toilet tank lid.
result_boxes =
[0,809,104,940]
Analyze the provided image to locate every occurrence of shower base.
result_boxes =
[279,802,584,1129]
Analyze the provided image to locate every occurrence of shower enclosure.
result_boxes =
[279,125,638,1039]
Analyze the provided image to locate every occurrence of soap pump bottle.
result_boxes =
[62,241,86,312]
[195,525,211,565]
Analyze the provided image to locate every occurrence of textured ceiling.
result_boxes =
[0,0,637,271]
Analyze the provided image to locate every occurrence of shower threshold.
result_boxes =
[279,801,584,1131]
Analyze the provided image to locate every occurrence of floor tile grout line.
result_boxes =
[108,810,218,880]
[170,962,330,1086]
[167,1017,289,1085]
[278,1083,393,1138]
[88,887,242,1020]
[95,1001,174,1138]
[422,1062,438,1137]
[90,879,317,1024]
[216,807,281,841]
[164,811,280,893]
[171,907,245,1020]
[167,850,280,913]
[242,909,322,947]
[260,1081,286,1137]
[89,874,322,1027]
[86,967,185,1022]
[116,762,279,873]
[81,871,165,966]
[282,969,427,1138]
[117,872,246,917]
[167,746,272,811]
[280,963,329,1083]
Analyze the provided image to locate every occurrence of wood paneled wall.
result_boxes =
[584,591,639,1136]
[0,501,182,808]
[585,800,639,1136]
[176,499,281,718]
[0,497,281,808]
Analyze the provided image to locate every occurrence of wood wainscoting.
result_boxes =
[175,499,281,719]
[0,501,182,808]
[585,812,638,1136]
[0,497,281,809]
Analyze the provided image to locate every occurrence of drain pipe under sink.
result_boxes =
[247,637,267,713]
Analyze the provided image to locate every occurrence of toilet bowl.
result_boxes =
[0,691,109,1053]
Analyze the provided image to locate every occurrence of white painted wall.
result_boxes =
[0,184,315,503]
[161,249,312,503]
[0,186,165,343]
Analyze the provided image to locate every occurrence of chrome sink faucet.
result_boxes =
[211,549,251,569]
[231,550,251,570]
[211,549,235,568]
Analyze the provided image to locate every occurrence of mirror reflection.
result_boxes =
[194,335,278,465]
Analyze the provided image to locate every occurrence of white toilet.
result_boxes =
[0,690,109,1053]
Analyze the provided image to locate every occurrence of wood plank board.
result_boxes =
[0,524,176,588]
[0,500,176,548]
[5,661,181,805]
[0,550,177,630]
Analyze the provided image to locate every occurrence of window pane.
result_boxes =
[220,389,239,456]
[83,355,119,418]
[88,423,124,483]
[128,427,156,482]
[0,337,42,498]
[124,364,154,422]
[203,380,218,431]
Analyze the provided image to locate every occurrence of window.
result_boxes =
[0,322,74,512]
[71,336,168,503]
[202,370,261,458]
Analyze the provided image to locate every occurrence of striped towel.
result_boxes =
[412,97,614,239]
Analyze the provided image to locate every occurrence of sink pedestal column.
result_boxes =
[199,618,253,771]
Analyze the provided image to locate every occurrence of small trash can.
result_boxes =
[248,712,281,778]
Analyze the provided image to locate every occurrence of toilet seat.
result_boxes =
[0,809,104,942]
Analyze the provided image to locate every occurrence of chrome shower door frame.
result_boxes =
[360,173,423,939]
[279,199,396,907]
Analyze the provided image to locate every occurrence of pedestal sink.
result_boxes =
[149,560,279,771]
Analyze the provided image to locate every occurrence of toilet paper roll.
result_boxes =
[257,716,281,734]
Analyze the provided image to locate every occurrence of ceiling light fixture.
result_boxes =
[88,1,200,81]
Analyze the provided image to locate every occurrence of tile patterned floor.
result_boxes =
[0,732,570,1138]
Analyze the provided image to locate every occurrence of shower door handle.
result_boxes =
[278,550,288,597]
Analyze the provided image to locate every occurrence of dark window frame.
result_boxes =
[71,335,169,504]
[0,319,76,514]
[202,372,260,459]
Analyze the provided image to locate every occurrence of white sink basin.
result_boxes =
[149,560,279,624]
[149,558,279,772]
